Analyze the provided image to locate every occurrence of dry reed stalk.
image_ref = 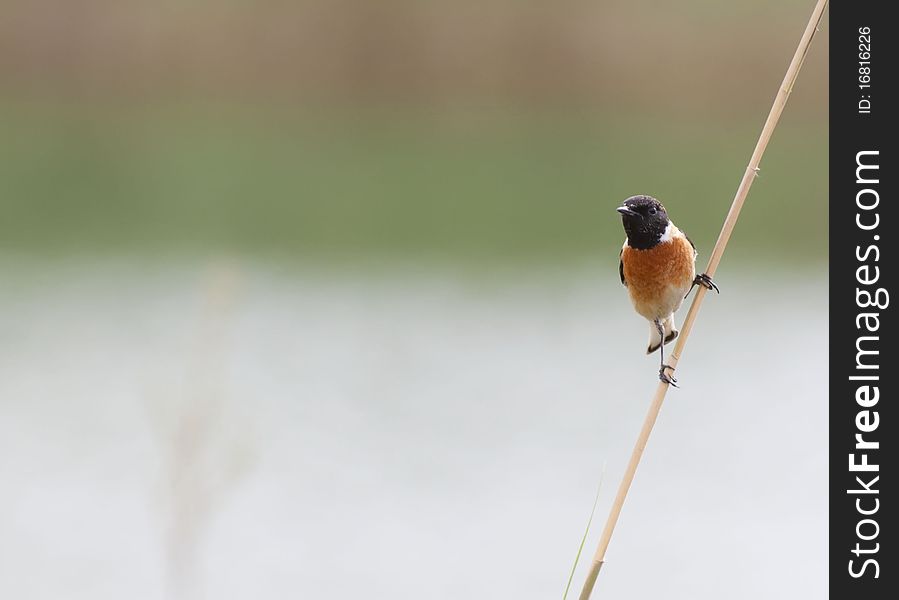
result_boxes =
[578,1,829,597]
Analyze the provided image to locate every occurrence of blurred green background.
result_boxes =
[0,2,828,599]
[0,0,827,267]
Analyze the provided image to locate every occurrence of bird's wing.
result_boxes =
[619,247,626,286]
[684,232,698,257]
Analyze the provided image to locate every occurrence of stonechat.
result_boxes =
[617,195,718,385]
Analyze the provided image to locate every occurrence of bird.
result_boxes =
[616,195,718,385]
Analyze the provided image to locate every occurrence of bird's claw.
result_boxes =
[694,273,719,294]
[659,365,678,387]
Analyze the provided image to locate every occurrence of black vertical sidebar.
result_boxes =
[830,1,896,598]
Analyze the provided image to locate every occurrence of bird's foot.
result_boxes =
[694,273,719,293]
[659,364,678,387]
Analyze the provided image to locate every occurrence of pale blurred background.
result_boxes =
[0,1,826,599]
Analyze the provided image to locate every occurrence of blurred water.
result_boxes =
[0,262,827,599]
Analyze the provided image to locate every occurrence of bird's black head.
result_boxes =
[616,195,671,249]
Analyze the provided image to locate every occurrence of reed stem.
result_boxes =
[578,1,828,597]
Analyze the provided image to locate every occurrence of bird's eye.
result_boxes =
[648,207,657,215]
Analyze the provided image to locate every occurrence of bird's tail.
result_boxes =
[647,315,678,354]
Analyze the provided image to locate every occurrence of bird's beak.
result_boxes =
[616,206,638,217]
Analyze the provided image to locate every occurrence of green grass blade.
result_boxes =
[562,461,607,600]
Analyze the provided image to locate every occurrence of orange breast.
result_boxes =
[622,231,696,320]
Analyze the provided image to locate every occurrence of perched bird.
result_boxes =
[617,195,718,385]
